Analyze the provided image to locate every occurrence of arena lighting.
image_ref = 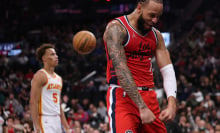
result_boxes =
[81,70,97,82]
[161,32,171,47]
[106,0,111,2]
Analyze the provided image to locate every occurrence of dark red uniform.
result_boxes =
[104,16,166,133]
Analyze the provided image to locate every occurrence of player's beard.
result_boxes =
[137,13,151,35]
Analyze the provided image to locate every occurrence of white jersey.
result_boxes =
[38,69,62,116]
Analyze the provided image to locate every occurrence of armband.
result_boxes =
[160,64,177,98]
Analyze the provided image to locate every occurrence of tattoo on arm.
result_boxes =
[105,22,146,109]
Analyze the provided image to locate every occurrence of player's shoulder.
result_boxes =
[152,27,164,42]
[105,19,125,32]
[105,15,127,31]
[152,27,167,49]
[104,18,127,40]
[152,27,161,35]
[55,73,62,80]
[31,69,48,86]
[33,69,47,81]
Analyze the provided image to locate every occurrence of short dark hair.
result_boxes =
[36,43,55,62]
[23,120,34,130]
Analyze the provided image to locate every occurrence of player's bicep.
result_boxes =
[155,30,172,68]
[104,22,128,68]
[30,72,46,103]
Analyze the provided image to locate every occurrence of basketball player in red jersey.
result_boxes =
[30,44,70,133]
[103,0,177,132]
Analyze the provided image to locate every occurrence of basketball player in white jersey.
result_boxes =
[30,44,70,133]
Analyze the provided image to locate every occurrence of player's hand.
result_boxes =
[34,128,41,133]
[139,107,156,124]
[159,97,176,122]
[66,129,73,133]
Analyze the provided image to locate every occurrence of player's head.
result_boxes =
[36,43,58,67]
[135,0,163,32]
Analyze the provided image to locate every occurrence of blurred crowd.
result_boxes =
[0,0,220,133]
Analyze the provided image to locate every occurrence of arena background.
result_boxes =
[0,0,219,132]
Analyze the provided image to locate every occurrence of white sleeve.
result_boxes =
[160,64,177,99]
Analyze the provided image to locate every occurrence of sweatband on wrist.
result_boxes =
[160,64,177,99]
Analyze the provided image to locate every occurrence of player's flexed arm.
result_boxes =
[154,29,177,122]
[104,20,155,124]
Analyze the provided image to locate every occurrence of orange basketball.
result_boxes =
[72,30,96,55]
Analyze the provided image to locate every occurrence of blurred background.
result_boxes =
[0,0,219,132]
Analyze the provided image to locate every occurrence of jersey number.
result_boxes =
[53,93,58,103]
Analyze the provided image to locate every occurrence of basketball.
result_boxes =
[72,30,96,55]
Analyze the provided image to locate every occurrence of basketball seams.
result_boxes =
[78,33,90,54]
[73,32,84,52]
[73,30,96,55]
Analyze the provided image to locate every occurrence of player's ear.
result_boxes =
[137,3,142,9]
[42,55,46,62]
[136,3,142,13]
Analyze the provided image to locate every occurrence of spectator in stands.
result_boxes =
[178,114,191,133]
[81,98,90,111]
[5,93,20,115]
[197,119,209,133]
[0,106,4,133]
[24,68,34,81]
[89,104,102,129]
[99,122,110,133]
[23,120,34,133]
[98,80,109,93]
[3,116,15,133]
[73,106,89,123]
[13,117,23,133]
[97,101,107,120]
[72,120,82,133]
[215,121,220,133]
[98,80,109,101]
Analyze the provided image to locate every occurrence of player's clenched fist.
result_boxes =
[139,107,156,124]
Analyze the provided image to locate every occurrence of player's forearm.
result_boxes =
[60,109,69,131]
[108,43,147,109]
[30,102,40,129]
[115,66,147,109]
[167,96,177,109]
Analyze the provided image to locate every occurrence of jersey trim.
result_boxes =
[39,116,44,133]
[108,86,117,133]
[152,27,158,45]
[41,69,57,79]
[115,18,130,47]
[39,91,43,115]
[124,15,150,37]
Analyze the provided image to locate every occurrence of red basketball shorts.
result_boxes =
[106,85,167,133]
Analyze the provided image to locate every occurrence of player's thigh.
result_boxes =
[140,90,167,133]
[109,107,141,133]
[140,117,167,133]
[107,86,141,133]
[40,116,62,133]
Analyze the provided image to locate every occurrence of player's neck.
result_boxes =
[127,12,138,30]
[43,65,55,75]
[127,11,151,36]
[127,12,147,35]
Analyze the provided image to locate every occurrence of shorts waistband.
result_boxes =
[110,84,154,91]
[137,87,154,91]
[39,114,60,116]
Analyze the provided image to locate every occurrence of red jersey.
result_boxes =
[104,15,158,87]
